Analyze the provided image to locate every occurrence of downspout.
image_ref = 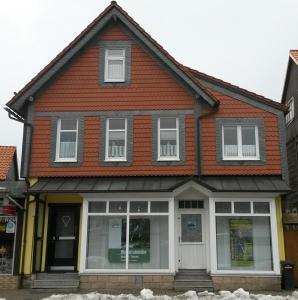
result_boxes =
[5,101,35,287]
[197,101,219,176]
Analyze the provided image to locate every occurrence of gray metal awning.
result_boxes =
[28,176,291,194]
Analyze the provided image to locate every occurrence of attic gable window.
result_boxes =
[104,48,125,82]
[286,97,294,124]
[55,119,78,162]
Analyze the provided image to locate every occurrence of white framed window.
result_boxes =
[55,119,78,162]
[105,118,127,161]
[83,199,170,271]
[222,125,259,160]
[104,48,125,82]
[213,199,277,273]
[158,117,179,161]
[286,97,294,124]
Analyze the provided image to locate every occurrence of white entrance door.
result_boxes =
[178,212,206,269]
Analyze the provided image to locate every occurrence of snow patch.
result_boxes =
[41,289,298,300]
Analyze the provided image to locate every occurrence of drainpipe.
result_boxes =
[5,101,35,287]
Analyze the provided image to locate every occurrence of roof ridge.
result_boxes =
[182,65,287,112]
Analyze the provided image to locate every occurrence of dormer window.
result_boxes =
[104,49,125,82]
[286,97,294,124]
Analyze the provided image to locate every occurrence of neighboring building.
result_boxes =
[5,1,290,292]
[281,50,298,287]
[0,146,26,289]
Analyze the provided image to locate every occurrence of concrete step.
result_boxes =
[30,288,79,294]
[175,274,210,280]
[31,279,80,289]
[35,272,79,280]
[174,286,214,292]
[175,279,213,287]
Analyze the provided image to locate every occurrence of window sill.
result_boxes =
[157,158,180,162]
[104,79,125,83]
[54,159,78,163]
[222,158,260,161]
[104,158,127,162]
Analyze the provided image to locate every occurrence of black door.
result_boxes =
[47,205,80,271]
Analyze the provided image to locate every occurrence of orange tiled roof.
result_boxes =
[0,146,16,180]
[290,50,298,64]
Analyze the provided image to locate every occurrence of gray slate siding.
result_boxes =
[216,117,266,165]
[49,116,84,167]
[98,40,132,87]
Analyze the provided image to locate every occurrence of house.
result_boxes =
[0,146,26,289]
[281,50,298,287]
[5,1,290,292]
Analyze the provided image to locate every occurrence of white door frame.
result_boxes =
[175,202,208,270]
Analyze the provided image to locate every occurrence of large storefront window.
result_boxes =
[215,201,273,271]
[0,213,17,274]
[86,200,169,270]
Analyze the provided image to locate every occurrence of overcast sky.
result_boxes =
[1,0,298,165]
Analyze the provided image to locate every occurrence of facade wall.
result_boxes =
[0,275,19,290]
[212,276,281,291]
[80,275,174,291]
[200,89,282,175]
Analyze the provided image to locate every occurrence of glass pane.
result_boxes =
[178,201,184,209]
[160,118,176,129]
[86,216,126,269]
[109,119,126,130]
[128,216,169,269]
[108,131,125,158]
[215,202,231,213]
[216,216,273,271]
[55,209,75,236]
[150,201,168,213]
[253,202,270,214]
[60,119,77,130]
[109,201,127,213]
[223,126,238,157]
[160,130,177,157]
[242,126,256,157]
[181,214,202,242]
[108,60,124,80]
[0,216,17,274]
[88,202,106,213]
[185,201,191,209]
[234,202,251,213]
[107,49,124,57]
[130,202,148,213]
[60,132,76,159]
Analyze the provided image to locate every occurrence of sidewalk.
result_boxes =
[0,289,297,300]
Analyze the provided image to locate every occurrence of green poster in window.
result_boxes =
[108,219,150,263]
[230,219,254,266]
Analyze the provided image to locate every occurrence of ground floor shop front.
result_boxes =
[21,177,289,291]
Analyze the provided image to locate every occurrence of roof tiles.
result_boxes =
[290,50,298,64]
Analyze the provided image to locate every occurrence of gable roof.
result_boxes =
[6,1,218,115]
[183,65,287,112]
[6,1,285,115]
[0,146,16,181]
[281,50,298,104]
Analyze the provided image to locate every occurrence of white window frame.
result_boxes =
[55,119,78,162]
[209,198,280,275]
[105,118,127,162]
[286,97,294,125]
[222,125,260,160]
[158,117,179,161]
[80,197,175,273]
[104,48,125,82]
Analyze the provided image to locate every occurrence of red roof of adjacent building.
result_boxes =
[0,146,16,180]
[290,50,298,64]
